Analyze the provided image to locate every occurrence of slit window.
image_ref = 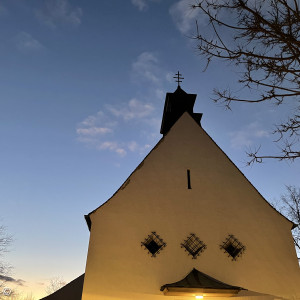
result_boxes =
[187,169,191,189]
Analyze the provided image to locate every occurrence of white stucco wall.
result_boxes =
[82,113,300,300]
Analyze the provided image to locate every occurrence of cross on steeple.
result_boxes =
[173,71,184,87]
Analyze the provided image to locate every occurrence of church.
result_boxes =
[41,74,300,300]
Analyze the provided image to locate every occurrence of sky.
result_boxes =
[0,0,299,298]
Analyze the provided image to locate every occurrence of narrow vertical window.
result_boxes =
[187,169,191,189]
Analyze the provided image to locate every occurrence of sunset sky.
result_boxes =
[0,0,299,298]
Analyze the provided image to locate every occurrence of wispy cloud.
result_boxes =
[131,52,172,96]
[98,141,127,157]
[130,52,171,130]
[131,0,148,11]
[229,122,269,149]
[77,99,155,157]
[131,0,161,11]
[132,52,160,84]
[77,110,115,147]
[106,98,154,121]
[0,275,26,286]
[13,32,44,53]
[169,0,200,34]
[77,51,172,157]
[76,127,112,136]
[35,0,82,29]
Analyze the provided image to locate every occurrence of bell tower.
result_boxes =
[160,72,202,135]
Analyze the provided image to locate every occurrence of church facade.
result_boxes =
[41,80,300,299]
[80,82,300,300]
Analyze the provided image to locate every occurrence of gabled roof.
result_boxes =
[84,107,296,231]
[160,268,244,291]
[39,274,84,300]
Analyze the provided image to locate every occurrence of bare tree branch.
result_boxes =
[192,0,300,163]
[45,277,66,296]
[0,226,13,300]
[277,186,300,258]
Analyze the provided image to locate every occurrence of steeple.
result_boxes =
[160,73,202,135]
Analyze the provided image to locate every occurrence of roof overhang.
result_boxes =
[84,214,91,231]
[160,268,244,298]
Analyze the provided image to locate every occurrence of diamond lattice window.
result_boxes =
[220,234,245,261]
[141,232,166,257]
[181,233,207,259]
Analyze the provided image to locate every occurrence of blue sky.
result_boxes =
[0,0,299,298]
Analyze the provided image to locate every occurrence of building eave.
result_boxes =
[160,268,245,297]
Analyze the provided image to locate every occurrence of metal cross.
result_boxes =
[173,71,184,87]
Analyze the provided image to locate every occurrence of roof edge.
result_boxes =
[84,136,166,229]
[199,123,297,231]
[84,215,91,231]
[84,111,296,231]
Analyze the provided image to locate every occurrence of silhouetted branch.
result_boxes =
[0,226,13,300]
[45,277,66,295]
[192,0,300,163]
[279,186,300,257]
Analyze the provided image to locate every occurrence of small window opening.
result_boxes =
[181,233,207,259]
[141,232,166,257]
[146,240,161,254]
[220,234,245,261]
[187,169,191,189]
